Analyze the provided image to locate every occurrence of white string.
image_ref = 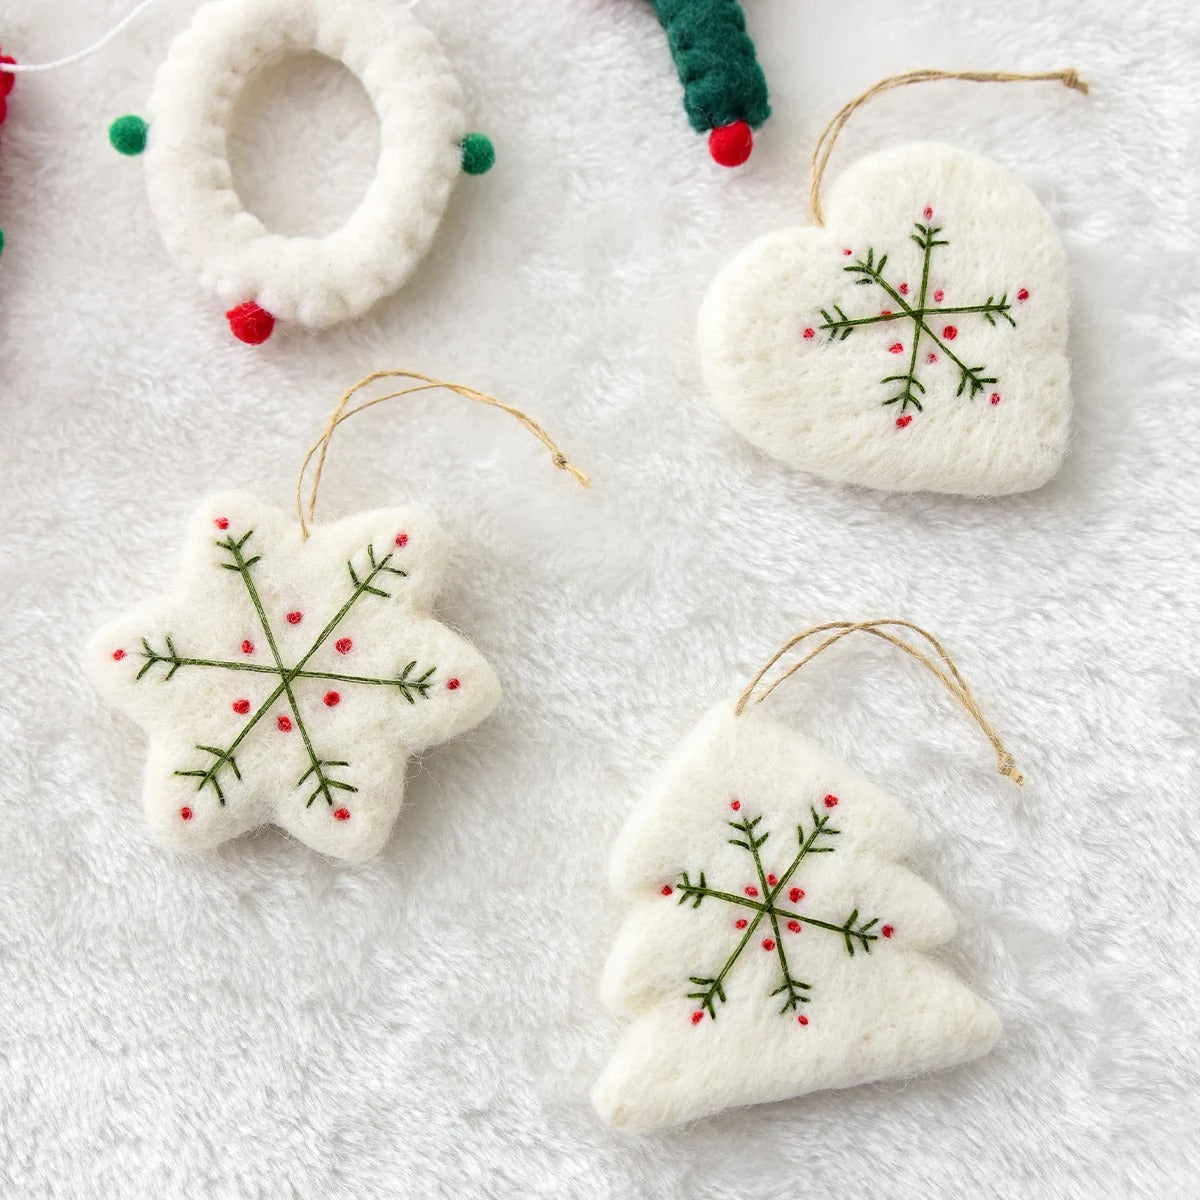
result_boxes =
[0,0,163,74]
[0,0,423,75]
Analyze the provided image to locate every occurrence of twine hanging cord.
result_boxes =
[736,619,1024,786]
[297,370,590,540]
[809,68,1090,225]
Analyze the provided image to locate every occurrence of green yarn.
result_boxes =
[649,0,770,133]
[460,132,496,176]
[108,114,148,156]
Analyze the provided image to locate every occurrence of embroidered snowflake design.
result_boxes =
[665,796,892,1026]
[136,521,437,812]
[808,208,1030,426]
[91,495,501,859]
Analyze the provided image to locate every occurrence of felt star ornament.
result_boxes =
[88,492,501,860]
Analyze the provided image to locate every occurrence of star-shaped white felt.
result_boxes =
[87,492,501,860]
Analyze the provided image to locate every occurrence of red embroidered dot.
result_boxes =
[661,885,673,896]
[277,715,293,732]
[214,517,229,530]
[335,637,352,654]
[767,874,778,886]
[762,938,775,951]
[933,290,945,303]
[333,808,351,821]
[232,699,250,714]
[798,1015,809,1026]
[286,611,302,625]
[789,887,804,903]
[927,353,938,364]
[899,283,909,296]
[990,392,1002,406]
[881,309,893,317]
[241,640,254,655]
[842,248,853,256]
[395,532,409,547]
[943,325,958,340]
[324,691,340,707]
[896,415,913,429]
[735,918,748,929]
[882,924,895,938]
[730,799,741,811]
[803,328,815,340]
[446,678,461,691]
[744,885,759,898]
[788,920,802,933]
[112,649,126,661]
[824,794,839,808]
[888,342,904,354]
[691,1011,705,1025]
[180,806,193,821]
[923,206,933,220]
[1018,288,1030,302]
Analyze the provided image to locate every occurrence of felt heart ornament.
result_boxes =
[592,621,1020,1130]
[699,142,1070,496]
[87,373,588,860]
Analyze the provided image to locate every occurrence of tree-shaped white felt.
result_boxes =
[593,700,1000,1130]
[699,143,1071,496]
[87,493,501,860]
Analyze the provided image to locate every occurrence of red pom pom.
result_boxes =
[708,121,754,168]
[0,56,16,100]
[226,301,275,345]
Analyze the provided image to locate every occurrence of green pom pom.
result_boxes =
[109,114,148,156]
[460,133,495,176]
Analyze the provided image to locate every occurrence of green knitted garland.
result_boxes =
[649,0,770,164]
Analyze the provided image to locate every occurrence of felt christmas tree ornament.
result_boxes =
[593,620,1022,1131]
[106,0,496,344]
[648,0,770,167]
[87,373,589,861]
[699,69,1089,495]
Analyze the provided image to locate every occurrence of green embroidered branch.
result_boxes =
[816,218,1019,415]
[160,525,435,812]
[676,805,880,1021]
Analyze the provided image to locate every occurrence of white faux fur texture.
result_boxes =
[699,144,1071,495]
[87,492,501,860]
[1,0,1198,1196]
[144,0,466,329]
[594,701,1000,1130]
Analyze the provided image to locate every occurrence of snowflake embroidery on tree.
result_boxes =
[812,208,1029,425]
[667,796,891,1026]
[89,494,502,860]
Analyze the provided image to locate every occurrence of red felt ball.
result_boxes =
[226,301,275,345]
[708,121,754,168]
[0,56,15,99]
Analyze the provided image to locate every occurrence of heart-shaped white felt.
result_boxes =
[698,143,1071,496]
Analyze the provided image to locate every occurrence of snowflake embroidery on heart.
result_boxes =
[813,209,1029,424]
[672,799,889,1025]
[88,492,502,861]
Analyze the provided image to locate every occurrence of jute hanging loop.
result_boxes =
[808,68,1089,225]
[296,370,590,539]
[736,619,1024,786]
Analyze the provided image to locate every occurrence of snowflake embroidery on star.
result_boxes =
[665,795,893,1027]
[808,208,1031,426]
[88,493,502,860]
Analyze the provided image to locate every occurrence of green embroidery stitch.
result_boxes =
[137,524,436,809]
[679,807,879,1019]
[817,218,1018,414]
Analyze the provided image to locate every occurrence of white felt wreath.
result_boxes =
[111,0,493,343]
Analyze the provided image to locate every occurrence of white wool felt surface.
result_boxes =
[2,0,1199,1196]
[699,144,1070,495]
[144,0,466,328]
[86,492,501,860]
[594,701,1000,1130]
